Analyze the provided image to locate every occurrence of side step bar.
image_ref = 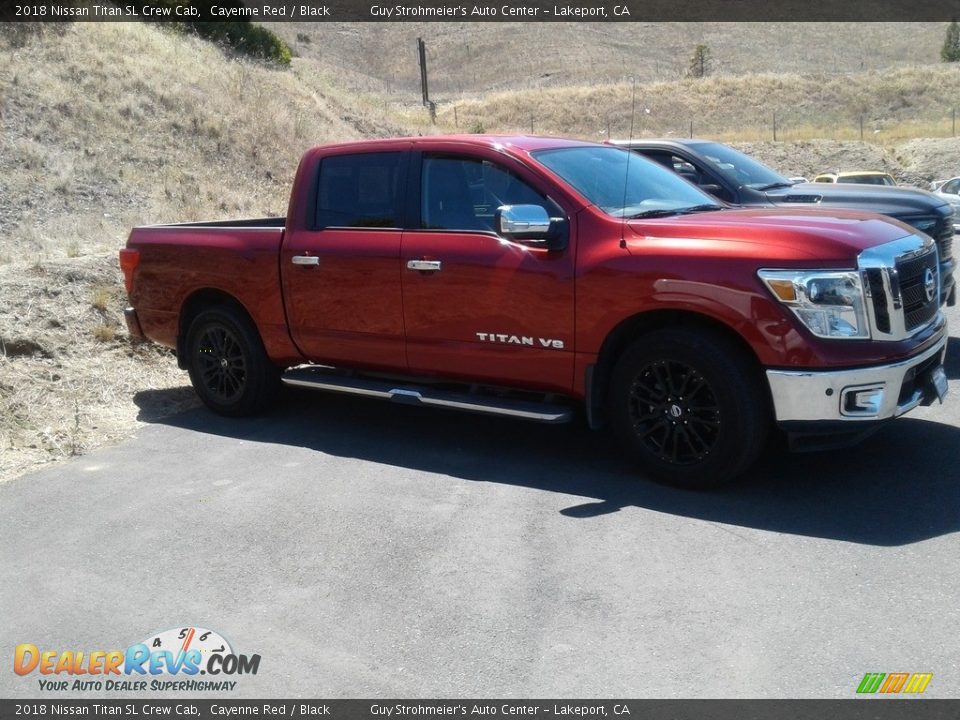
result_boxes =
[282,367,573,424]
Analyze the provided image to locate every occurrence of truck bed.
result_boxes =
[124,220,296,362]
[140,217,285,229]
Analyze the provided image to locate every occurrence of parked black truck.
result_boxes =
[614,139,956,307]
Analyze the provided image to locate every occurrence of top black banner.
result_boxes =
[4,0,960,21]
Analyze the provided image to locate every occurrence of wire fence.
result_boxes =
[435,103,960,145]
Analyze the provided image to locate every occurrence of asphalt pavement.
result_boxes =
[2,306,960,699]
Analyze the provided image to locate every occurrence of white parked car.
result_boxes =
[933,177,960,233]
[933,177,960,205]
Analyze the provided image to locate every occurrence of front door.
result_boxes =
[401,151,576,393]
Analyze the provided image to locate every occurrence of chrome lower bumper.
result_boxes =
[123,307,145,340]
[766,334,949,423]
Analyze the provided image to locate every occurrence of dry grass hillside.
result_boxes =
[2,20,960,482]
[435,66,960,148]
[279,22,951,98]
[0,22,412,263]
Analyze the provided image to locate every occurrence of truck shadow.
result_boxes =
[136,387,960,547]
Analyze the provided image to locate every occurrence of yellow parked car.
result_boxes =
[813,171,897,186]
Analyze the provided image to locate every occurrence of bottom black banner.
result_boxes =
[2,700,960,720]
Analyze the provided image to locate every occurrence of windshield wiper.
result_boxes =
[677,204,724,214]
[628,204,723,219]
[627,208,683,219]
[755,181,795,191]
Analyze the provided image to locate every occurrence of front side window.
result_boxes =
[689,142,790,189]
[316,152,404,229]
[532,145,720,218]
[421,156,549,232]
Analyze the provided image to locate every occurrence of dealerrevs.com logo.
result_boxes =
[14,626,260,692]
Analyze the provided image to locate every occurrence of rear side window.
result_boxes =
[315,152,404,229]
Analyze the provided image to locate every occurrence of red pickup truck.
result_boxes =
[120,135,949,488]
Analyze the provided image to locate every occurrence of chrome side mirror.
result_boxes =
[496,204,552,237]
[495,204,568,251]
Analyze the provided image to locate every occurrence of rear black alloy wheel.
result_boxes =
[627,359,720,466]
[185,306,279,417]
[608,328,769,489]
[195,324,247,405]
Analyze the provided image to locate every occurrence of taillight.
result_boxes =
[119,248,140,295]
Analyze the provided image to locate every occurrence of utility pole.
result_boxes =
[417,37,430,107]
[417,37,435,124]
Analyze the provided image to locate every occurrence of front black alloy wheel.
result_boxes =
[608,328,769,489]
[627,359,721,466]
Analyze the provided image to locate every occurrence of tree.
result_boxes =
[942,19,960,62]
[688,44,712,78]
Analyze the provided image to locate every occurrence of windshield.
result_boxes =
[691,142,791,189]
[531,146,721,218]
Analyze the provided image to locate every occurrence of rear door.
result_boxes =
[400,148,576,393]
[281,148,410,371]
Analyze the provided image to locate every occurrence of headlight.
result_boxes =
[758,269,869,339]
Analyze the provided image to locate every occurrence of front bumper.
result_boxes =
[767,332,948,425]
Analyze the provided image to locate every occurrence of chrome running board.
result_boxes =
[282,367,573,424]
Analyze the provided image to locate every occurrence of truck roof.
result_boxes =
[308,134,600,155]
[610,138,712,148]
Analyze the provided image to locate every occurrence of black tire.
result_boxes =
[607,328,769,489]
[184,306,280,417]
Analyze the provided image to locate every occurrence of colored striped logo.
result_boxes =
[857,672,933,694]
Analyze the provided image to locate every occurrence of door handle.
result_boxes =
[407,260,442,272]
[292,255,320,266]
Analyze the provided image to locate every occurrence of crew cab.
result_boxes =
[120,136,949,488]
[614,139,956,307]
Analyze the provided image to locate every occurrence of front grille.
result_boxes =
[935,216,954,262]
[896,249,939,331]
[860,234,940,341]
[939,233,953,263]
[864,268,890,333]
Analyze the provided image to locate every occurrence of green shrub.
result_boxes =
[140,0,292,66]
[229,23,292,65]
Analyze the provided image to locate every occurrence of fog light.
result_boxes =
[841,385,886,417]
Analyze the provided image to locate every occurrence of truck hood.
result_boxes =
[625,207,916,263]
[764,183,951,220]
